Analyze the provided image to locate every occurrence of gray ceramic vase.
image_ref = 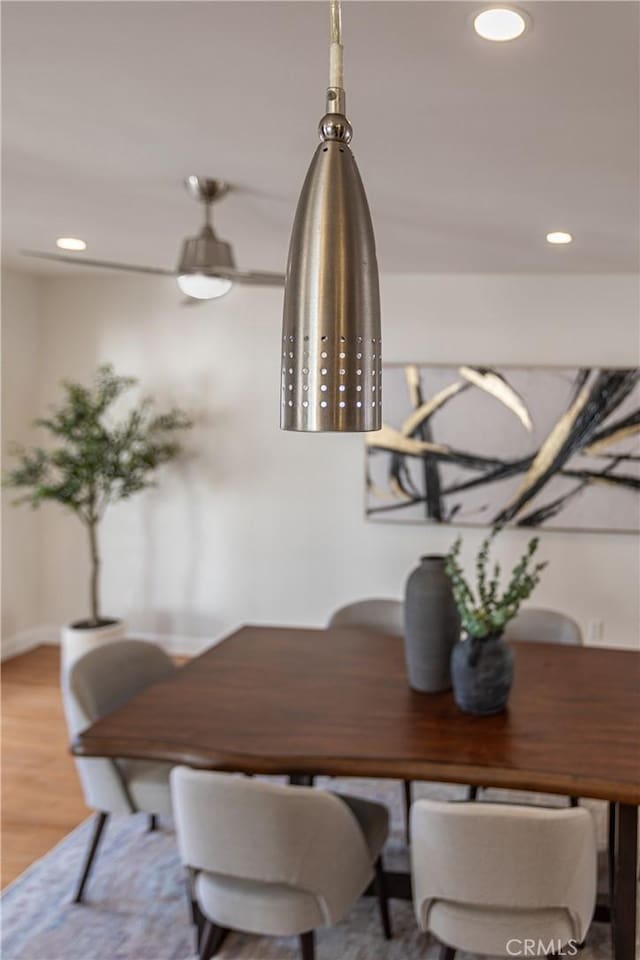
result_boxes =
[403,555,461,692]
[451,633,514,715]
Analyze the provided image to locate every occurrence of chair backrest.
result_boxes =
[328,598,403,636]
[411,800,596,941]
[63,639,176,814]
[506,608,582,646]
[171,767,373,925]
[67,639,176,734]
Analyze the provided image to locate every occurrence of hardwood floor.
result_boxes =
[1,646,87,888]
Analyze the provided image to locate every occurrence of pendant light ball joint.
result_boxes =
[319,112,353,144]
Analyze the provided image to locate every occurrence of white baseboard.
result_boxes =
[1,625,59,661]
[1,625,216,661]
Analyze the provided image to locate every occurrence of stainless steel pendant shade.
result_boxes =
[280,119,381,431]
[280,3,381,432]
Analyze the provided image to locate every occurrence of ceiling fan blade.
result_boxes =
[222,268,285,287]
[21,251,175,277]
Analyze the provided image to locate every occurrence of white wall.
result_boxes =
[29,271,639,653]
[1,270,44,656]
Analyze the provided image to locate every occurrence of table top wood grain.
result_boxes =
[73,625,640,804]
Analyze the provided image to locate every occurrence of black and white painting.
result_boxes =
[366,365,639,533]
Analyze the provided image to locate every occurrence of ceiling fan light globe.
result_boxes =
[177,273,232,300]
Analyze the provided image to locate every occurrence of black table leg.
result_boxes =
[403,780,412,844]
[612,803,637,960]
[608,803,616,920]
[289,774,315,787]
[364,869,412,901]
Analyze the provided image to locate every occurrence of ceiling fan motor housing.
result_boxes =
[177,224,235,275]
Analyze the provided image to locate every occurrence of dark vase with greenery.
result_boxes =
[4,364,191,664]
[445,530,547,715]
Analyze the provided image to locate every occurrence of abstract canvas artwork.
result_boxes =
[366,365,639,533]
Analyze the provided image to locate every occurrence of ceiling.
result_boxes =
[2,1,638,276]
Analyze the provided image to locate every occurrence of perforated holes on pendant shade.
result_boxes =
[279,335,382,431]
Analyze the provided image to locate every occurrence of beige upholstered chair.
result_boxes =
[328,598,414,840]
[506,607,583,646]
[171,767,391,960]
[411,800,597,960]
[328,598,404,636]
[63,639,177,902]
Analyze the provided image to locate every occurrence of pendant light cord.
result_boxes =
[329,0,344,90]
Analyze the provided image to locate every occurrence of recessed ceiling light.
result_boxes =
[473,7,528,42]
[546,231,573,245]
[56,237,87,251]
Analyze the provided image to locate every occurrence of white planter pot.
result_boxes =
[61,619,126,674]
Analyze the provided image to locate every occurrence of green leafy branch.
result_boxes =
[445,528,547,639]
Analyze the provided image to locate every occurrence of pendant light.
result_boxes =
[280,0,381,432]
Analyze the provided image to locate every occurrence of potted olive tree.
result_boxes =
[445,530,547,715]
[5,364,191,667]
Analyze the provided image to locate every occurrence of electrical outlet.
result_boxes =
[587,619,604,645]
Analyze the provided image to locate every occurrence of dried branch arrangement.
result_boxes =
[445,530,547,639]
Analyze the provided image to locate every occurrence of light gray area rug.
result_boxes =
[1,778,622,960]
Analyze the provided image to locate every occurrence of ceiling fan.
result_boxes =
[22,176,285,302]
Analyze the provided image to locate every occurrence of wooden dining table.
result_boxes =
[72,625,640,960]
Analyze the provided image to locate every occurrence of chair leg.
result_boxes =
[467,785,479,801]
[72,811,109,903]
[299,931,315,960]
[148,814,158,832]
[185,868,205,950]
[199,921,215,960]
[374,856,393,939]
[199,919,229,960]
[439,945,456,960]
[403,780,412,844]
[209,925,229,957]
